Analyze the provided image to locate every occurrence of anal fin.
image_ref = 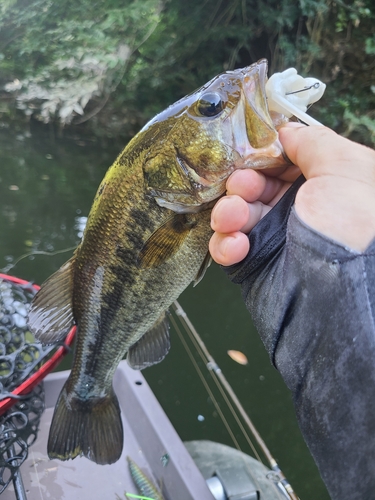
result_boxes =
[127,312,170,370]
[28,258,75,344]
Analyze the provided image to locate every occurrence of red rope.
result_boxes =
[0,274,76,415]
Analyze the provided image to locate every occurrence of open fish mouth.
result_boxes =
[235,142,292,170]
[229,60,290,171]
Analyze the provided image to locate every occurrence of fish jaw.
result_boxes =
[230,60,290,170]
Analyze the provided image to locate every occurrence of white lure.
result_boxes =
[266,67,326,126]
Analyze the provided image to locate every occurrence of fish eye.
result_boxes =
[196,92,224,117]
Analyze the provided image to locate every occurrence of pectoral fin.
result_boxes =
[138,214,196,268]
[127,312,170,370]
[28,258,75,344]
[194,251,212,286]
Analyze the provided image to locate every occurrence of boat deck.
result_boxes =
[3,361,214,500]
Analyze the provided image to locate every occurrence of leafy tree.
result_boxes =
[0,0,162,125]
[0,0,374,145]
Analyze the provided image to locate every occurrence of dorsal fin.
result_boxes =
[127,312,170,370]
[28,258,75,344]
[137,214,196,268]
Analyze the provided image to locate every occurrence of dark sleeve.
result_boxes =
[223,177,375,500]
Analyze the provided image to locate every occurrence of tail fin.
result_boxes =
[48,382,123,465]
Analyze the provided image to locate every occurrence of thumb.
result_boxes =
[279,123,375,182]
[279,123,340,179]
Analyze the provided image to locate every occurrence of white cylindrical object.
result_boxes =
[206,476,227,500]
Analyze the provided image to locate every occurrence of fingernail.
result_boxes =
[227,169,242,180]
[219,235,236,260]
[212,196,232,219]
[211,198,224,226]
[225,172,241,195]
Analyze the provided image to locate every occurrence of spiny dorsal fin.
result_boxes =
[138,214,196,268]
[194,251,212,286]
[28,258,75,344]
[127,312,170,370]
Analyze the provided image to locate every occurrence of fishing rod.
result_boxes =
[172,300,299,500]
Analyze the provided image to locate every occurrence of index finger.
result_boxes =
[227,168,298,206]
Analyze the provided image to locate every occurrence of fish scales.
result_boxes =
[28,59,290,465]
[72,155,211,392]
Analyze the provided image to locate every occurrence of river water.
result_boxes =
[0,125,329,499]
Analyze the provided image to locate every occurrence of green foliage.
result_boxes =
[342,109,375,146]
[0,0,161,124]
[0,0,374,145]
[365,35,375,55]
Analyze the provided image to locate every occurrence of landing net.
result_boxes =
[0,274,75,498]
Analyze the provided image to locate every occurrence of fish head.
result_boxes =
[140,59,289,213]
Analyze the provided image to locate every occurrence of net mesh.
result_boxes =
[0,277,52,495]
[0,385,45,494]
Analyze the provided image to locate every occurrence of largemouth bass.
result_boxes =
[28,59,289,465]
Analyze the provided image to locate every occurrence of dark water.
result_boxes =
[0,125,329,499]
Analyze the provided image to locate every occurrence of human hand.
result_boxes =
[209,124,375,265]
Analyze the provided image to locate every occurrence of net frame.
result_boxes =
[0,273,76,497]
[0,273,76,416]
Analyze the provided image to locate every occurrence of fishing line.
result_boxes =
[172,300,299,500]
[207,368,262,462]
[173,301,263,460]
[1,246,77,273]
[172,302,262,462]
[172,309,272,495]
[168,313,242,452]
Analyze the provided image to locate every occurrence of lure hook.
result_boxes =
[266,67,326,126]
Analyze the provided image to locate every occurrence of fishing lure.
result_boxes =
[266,67,326,125]
[125,495,156,500]
[126,456,164,500]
